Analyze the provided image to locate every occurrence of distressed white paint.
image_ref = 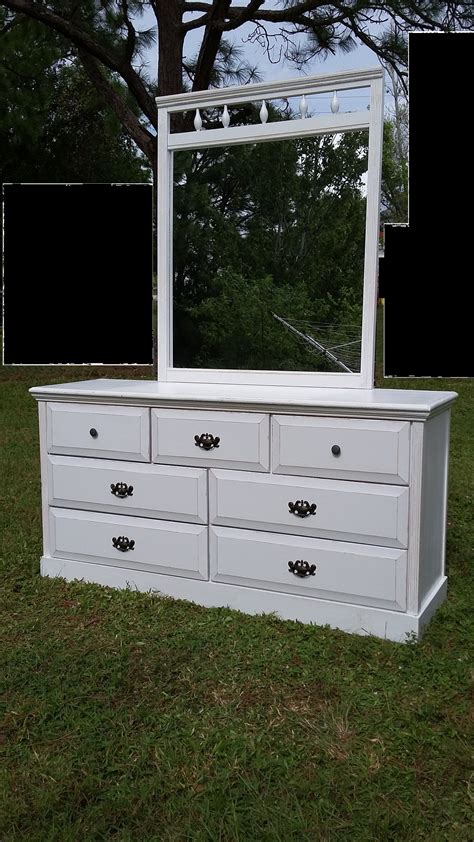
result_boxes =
[169,110,369,151]
[210,527,407,611]
[359,74,384,389]
[29,380,458,421]
[49,508,208,580]
[157,107,173,380]
[406,421,424,614]
[47,456,208,524]
[156,67,383,112]
[46,402,150,461]
[418,411,451,606]
[209,469,409,548]
[151,408,269,471]
[272,416,410,484]
[38,401,50,558]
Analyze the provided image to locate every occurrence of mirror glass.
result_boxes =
[172,130,368,373]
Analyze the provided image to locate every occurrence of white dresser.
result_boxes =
[30,379,457,642]
[30,71,459,642]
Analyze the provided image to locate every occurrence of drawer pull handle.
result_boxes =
[110,482,134,498]
[89,428,98,438]
[331,444,341,456]
[112,536,135,552]
[194,433,220,451]
[288,500,317,518]
[288,560,316,577]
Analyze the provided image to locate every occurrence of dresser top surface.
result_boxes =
[29,379,457,420]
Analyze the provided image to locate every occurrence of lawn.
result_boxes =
[1,362,472,841]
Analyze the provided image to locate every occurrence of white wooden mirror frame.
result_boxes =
[156,66,384,389]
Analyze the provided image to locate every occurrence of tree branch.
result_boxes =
[218,1,327,25]
[1,0,156,123]
[78,49,156,166]
[192,0,232,91]
[121,0,136,64]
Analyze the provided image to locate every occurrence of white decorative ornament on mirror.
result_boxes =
[194,108,202,131]
[221,104,230,128]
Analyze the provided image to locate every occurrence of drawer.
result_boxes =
[151,409,269,471]
[209,470,409,548]
[272,416,410,484]
[47,456,207,524]
[210,527,407,611]
[47,403,150,461]
[49,508,208,580]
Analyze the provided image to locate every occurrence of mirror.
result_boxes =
[172,130,369,373]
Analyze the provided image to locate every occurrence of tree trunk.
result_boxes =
[156,0,184,97]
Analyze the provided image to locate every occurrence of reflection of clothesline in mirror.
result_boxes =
[272,313,361,373]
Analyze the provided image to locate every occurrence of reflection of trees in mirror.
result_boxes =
[173,127,368,372]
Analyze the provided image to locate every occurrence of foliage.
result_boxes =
[173,128,368,370]
[0,9,150,184]
[0,360,472,840]
[1,2,472,166]
[382,107,409,224]
[175,271,316,370]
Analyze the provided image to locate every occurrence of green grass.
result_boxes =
[1,362,473,841]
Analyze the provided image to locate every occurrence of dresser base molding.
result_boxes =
[39,556,447,643]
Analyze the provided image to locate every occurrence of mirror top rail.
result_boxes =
[155,66,384,113]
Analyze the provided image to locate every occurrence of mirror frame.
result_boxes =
[156,67,384,389]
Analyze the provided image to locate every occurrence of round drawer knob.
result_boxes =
[331,444,341,456]
[90,428,98,438]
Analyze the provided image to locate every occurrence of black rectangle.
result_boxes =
[383,33,473,378]
[2,183,153,364]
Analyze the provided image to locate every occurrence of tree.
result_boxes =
[0,1,471,175]
[382,108,408,224]
[172,117,369,370]
[381,64,408,224]
[0,9,150,183]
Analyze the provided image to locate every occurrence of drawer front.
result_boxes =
[47,403,150,461]
[272,416,410,484]
[49,508,208,580]
[152,409,269,471]
[209,470,409,548]
[48,456,207,524]
[210,527,407,611]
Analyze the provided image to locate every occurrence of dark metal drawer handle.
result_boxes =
[194,433,220,450]
[288,500,317,518]
[112,536,135,552]
[331,444,341,456]
[288,560,316,577]
[110,482,134,498]
[90,428,98,438]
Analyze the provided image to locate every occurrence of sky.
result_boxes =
[136,3,395,116]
